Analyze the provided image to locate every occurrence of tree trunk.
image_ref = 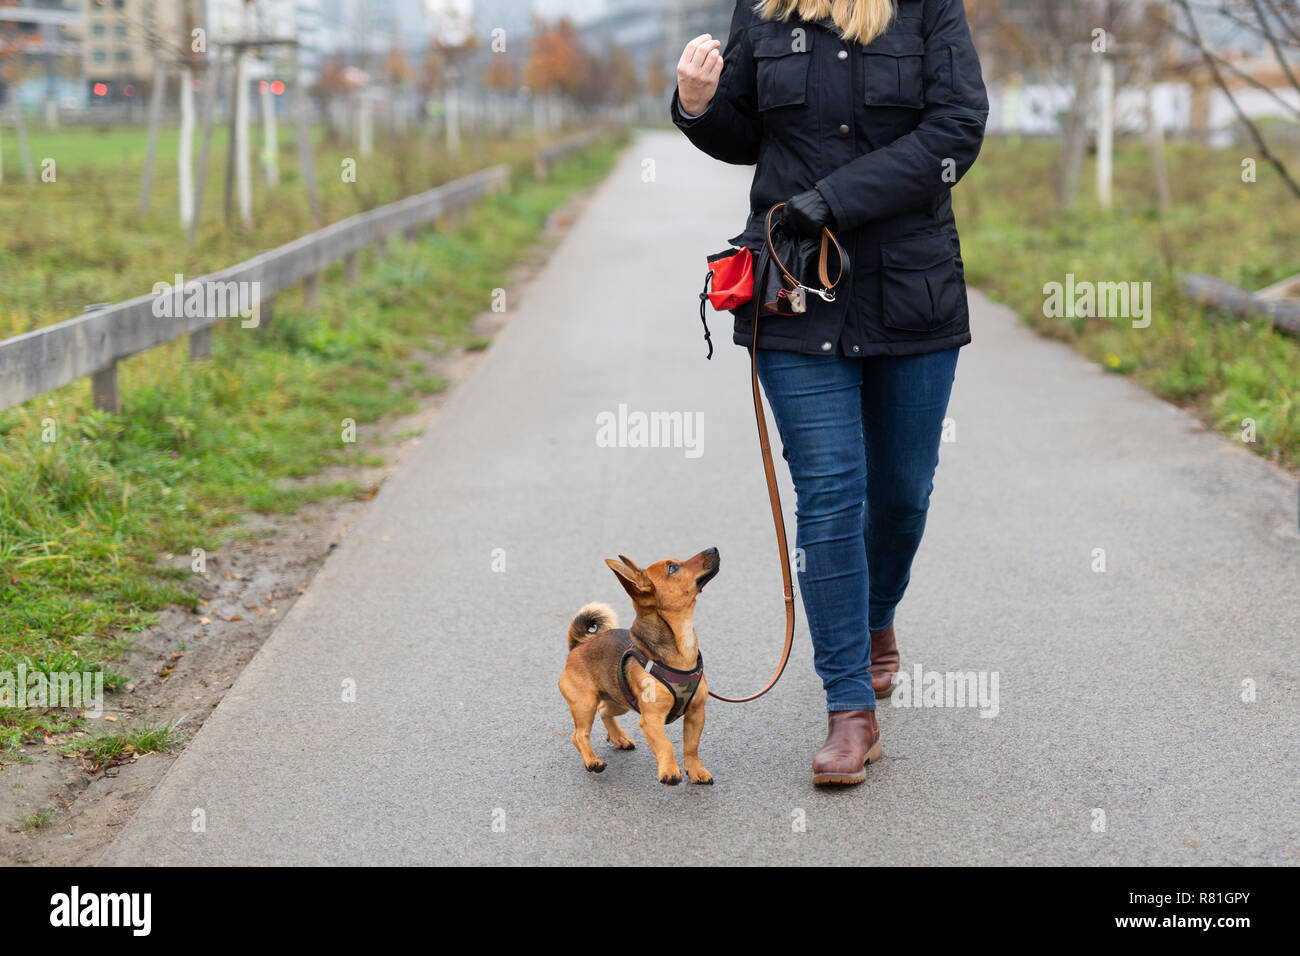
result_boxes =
[292,45,320,222]
[12,97,36,185]
[138,59,167,217]
[1139,58,1172,213]
[189,54,223,243]
[1059,52,1094,209]
[223,50,241,225]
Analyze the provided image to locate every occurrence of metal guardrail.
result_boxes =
[534,127,610,180]
[0,165,508,412]
[0,126,622,413]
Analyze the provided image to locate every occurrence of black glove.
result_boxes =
[784,187,834,238]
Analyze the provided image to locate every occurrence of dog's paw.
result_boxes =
[606,736,635,751]
[689,770,714,785]
[586,759,606,773]
[658,771,682,786]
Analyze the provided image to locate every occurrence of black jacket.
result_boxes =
[671,0,988,357]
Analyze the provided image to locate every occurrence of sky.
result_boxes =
[532,0,614,24]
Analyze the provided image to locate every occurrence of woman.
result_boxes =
[671,0,987,785]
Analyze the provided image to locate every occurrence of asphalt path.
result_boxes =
[100,129,1299,865]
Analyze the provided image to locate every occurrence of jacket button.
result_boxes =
[821,341,833,351]
[852,345,861,353]
[837,49,848,60]
[838,124,849,135]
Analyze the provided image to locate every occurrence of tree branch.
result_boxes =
[1173,0,1300,200]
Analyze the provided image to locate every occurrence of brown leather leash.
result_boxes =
[708,202,847,703]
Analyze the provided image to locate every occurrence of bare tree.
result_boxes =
[1171,0,1300,201]
[968,0,1175,207]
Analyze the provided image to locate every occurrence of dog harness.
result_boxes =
[611,629,704,725]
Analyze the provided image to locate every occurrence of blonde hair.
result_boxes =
[752,0,898,47]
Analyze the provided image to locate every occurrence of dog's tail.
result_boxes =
[568,602,619,650]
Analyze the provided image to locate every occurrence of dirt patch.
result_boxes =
[0,185,597,865]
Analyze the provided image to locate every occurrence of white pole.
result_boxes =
[445,83,460,154]
[236,55,252,226]
[1097,57,1114,211]
[359,93,373,158]
[261,78,279,186]
[179,65,195,227]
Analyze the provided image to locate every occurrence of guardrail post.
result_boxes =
[81,304,121,412]
[2,153,609,414]
[91,366,120,412]
[345,252,358,285]
[190,326,212,360]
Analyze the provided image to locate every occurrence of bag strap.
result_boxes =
[697,271,714,360]
[707,251,795,703]
[764,201,849,298]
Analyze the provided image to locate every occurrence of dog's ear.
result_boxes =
[606,557,653,600]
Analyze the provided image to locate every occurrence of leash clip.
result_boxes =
[795,282,837,304]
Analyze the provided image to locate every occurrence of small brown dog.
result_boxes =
[558,548,719,785]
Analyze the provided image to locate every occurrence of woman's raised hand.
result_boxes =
[676,34,724,115]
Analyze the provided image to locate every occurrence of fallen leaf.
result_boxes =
[199,617,211,626]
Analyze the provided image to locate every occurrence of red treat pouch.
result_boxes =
[697,246,754,359]
[704,245,754,310]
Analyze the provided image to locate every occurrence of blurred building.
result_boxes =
[81,0,184,87]
[0,0,83,108]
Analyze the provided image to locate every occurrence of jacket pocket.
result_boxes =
[879,233,964,333]
[860,32,924,109]
[750,24,812,110]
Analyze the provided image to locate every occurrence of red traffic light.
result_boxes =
[271,80,285,96]
[93,82,108,96]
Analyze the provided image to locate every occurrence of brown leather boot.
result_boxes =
[811,710,883,786]
[869,623,900,698]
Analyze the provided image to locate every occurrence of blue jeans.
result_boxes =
[754,346,960,712]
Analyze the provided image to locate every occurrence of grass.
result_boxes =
[953,136,1300,470]
[0,123,606,338]
[0,125,628,754]
[66,717,186,771]
[20,810,51,831]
